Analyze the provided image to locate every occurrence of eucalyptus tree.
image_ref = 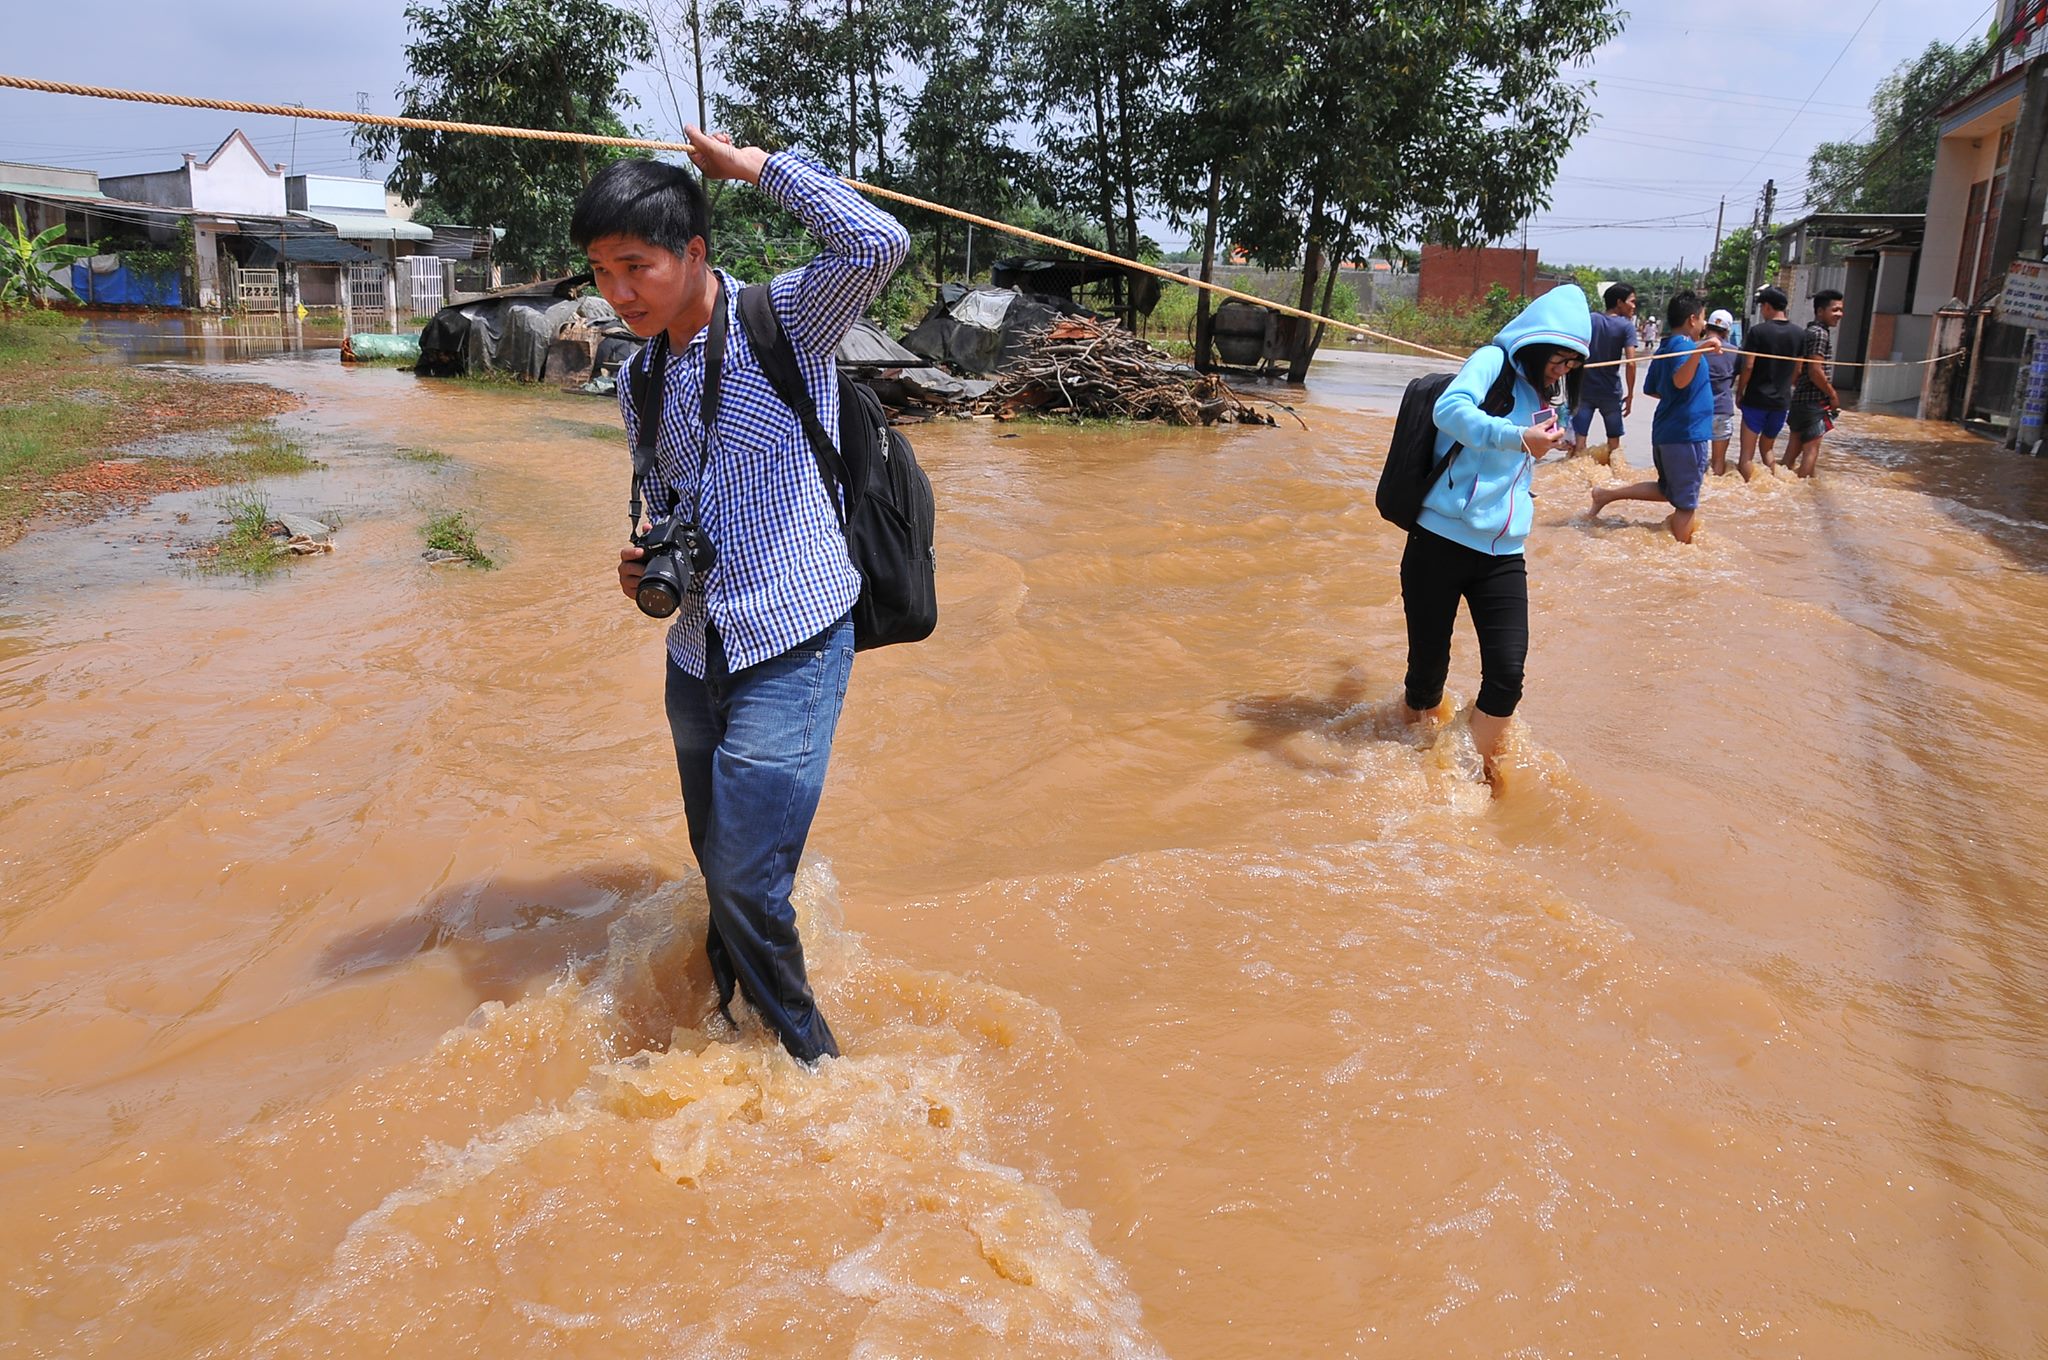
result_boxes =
[355,0,655,276]
[1219,0,1622,378]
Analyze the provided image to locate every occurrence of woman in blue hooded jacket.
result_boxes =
[1401,285,1592,784]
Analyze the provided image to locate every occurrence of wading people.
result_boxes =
[1703,308,1741,475]
[1402,285,1591,789]
[1736,285,1802,480]
[1590,291,1718,543]
[573,132,909,1064]
[1785,288,1845,479]
[1571,283,1637,465]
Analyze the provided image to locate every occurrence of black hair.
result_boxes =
[1812,288,1844,310]
[569,157,710,257]
[1665,290,1703,330]
[1755,284,1789,311]
[1603,282,1635,310]
[1518,344,1584,409]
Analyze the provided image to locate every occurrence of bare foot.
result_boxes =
[1588,486,1610,517]
[1402,697,1452,727]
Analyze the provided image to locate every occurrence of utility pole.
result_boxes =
[690,0,708,132]
[846,0,858,177]
[1704,196,1725,295]
[1744,179,1775,319]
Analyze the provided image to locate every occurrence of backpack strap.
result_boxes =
[628,332,670,529]
[1429,342,1519,485]
[736,284,851,527]
[1480,340,1519,415]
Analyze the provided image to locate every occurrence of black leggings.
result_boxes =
[1400,528,1529,718]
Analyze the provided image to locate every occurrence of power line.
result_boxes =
[1718,0,1883,199]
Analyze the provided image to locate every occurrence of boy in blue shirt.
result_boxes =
[1588,291,1719,543]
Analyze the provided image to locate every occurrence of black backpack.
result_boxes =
[1375,342,1520,532]
[735,286,937,651]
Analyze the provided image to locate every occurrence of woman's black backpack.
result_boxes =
[735,285,938,651]
[1376,342,1518,531]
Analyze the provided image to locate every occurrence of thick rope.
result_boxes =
[0,72,1970,374]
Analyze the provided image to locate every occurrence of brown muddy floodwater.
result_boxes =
[3,341,2046,1358]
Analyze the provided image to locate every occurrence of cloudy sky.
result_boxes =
[0,0,2002,270]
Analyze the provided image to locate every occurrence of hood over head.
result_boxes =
[1492,283,1592,361]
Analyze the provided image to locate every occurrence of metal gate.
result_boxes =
[403,254,444,317]
[233,267,281,312]
[343,263,388,317]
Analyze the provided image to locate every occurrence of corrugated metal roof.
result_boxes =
[293,210,434,241]
[242,233,376,265]
[0,182,109,202]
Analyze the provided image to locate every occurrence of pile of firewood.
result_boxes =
[976,316,1278,426]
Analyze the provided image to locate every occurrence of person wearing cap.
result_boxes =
[1703,309,1742,475]
[1735,285,1803,480]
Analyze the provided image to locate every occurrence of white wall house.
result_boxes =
[99,129,291,309]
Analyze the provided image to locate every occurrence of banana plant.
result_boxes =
[1,207,92,310]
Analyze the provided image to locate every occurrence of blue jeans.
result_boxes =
[664,614,853,1062]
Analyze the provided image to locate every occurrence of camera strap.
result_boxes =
[627,276,729,532]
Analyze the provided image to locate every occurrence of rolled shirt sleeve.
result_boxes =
[756,151,911,357]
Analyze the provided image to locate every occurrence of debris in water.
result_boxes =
[976,316,1280,426]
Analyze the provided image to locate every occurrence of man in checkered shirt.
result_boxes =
[572,128,909,1064]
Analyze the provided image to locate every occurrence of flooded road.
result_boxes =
[3,344,2046,1357]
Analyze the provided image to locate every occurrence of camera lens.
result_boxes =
[637,579,680,618]
[636,553,684,618]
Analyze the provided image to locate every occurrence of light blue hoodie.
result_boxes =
[1416,285,1592,557]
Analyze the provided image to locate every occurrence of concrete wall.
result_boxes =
[289,174,385,214]
[1917,104,2016,314]
[1863,312,1933,406]
[98,167,191,209]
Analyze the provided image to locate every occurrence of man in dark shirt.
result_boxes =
[1786,288,1845,479]
[1735,285,1803,481]
[1571,282,1637,465]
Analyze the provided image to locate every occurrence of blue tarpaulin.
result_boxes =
[71,262,182,307]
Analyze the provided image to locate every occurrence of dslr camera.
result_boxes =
[632,513,716,619]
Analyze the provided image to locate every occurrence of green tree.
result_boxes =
[706,0,896,178]
[1806,37,1988,214]
[1023,0,1175,328]
[1,209,91,310]
[1186,0,1622,379]
[354,0,654,276]
[891,0,1034,279]
[1701,224,1779,314]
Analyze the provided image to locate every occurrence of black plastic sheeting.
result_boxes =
[416,280,632,380]
[899,284,1085,375]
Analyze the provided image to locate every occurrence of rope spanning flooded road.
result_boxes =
[1,342,2045,1356]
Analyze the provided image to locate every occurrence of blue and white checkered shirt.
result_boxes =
[619,151,909,676]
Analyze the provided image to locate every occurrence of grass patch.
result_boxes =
[0,313,306,544]
[550,418,622,442]
[201,491,288,577]
[394,444,452,464]
[447,367,580,401]
[422,510,494,568]
[205,423,319,478]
